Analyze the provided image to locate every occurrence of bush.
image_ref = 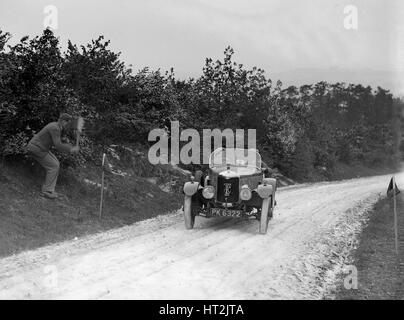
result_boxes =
[0,29,400,179]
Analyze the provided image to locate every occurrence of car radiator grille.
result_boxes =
[217,176,239,203]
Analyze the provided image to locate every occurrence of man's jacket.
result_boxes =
[27,122,73,158]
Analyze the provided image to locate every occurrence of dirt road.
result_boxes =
[0,173,399,299]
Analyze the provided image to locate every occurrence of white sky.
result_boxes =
[1,0,403,95]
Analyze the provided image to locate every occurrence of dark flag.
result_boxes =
[387,177,400,198]
[102,153,113,174]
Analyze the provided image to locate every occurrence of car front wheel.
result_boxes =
[183,195,195,229]
[259,198,271,234]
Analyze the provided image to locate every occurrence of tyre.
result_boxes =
[183,195,195,229]
[259,198,271,234]
[269,196,274,218]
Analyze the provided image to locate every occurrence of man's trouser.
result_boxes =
[27,144,60,193]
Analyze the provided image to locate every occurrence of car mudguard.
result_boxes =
[256,184,273,199]
[263,178,277,192]
[183,181,200,196]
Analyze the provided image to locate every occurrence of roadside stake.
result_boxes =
[387,176,400,254]
[394,177,398,255]
[99,153,106,218]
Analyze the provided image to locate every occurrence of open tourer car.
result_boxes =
[182,148,277,234]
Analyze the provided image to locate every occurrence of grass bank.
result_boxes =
[333,194,404,299]
[0,158,184,258]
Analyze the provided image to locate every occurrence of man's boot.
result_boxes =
[41,191,58,199]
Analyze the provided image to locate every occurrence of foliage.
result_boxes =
[0,29,400,180]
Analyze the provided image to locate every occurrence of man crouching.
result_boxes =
[26,113,79,199]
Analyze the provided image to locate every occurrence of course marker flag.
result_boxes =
[387,176,400,198]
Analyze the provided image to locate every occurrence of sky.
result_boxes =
[1,0,403,95]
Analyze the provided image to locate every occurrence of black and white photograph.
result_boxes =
[0,0,403,306]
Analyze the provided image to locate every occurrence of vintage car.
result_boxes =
[182,148,277,234]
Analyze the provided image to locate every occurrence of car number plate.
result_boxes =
[211,208,243,217]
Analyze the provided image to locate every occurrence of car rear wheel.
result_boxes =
[183,195,195,229]
[259,198,271,234]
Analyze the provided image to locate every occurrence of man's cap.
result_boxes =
[59,113,73,121]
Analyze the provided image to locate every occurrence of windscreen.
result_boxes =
[209,148,261,169]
